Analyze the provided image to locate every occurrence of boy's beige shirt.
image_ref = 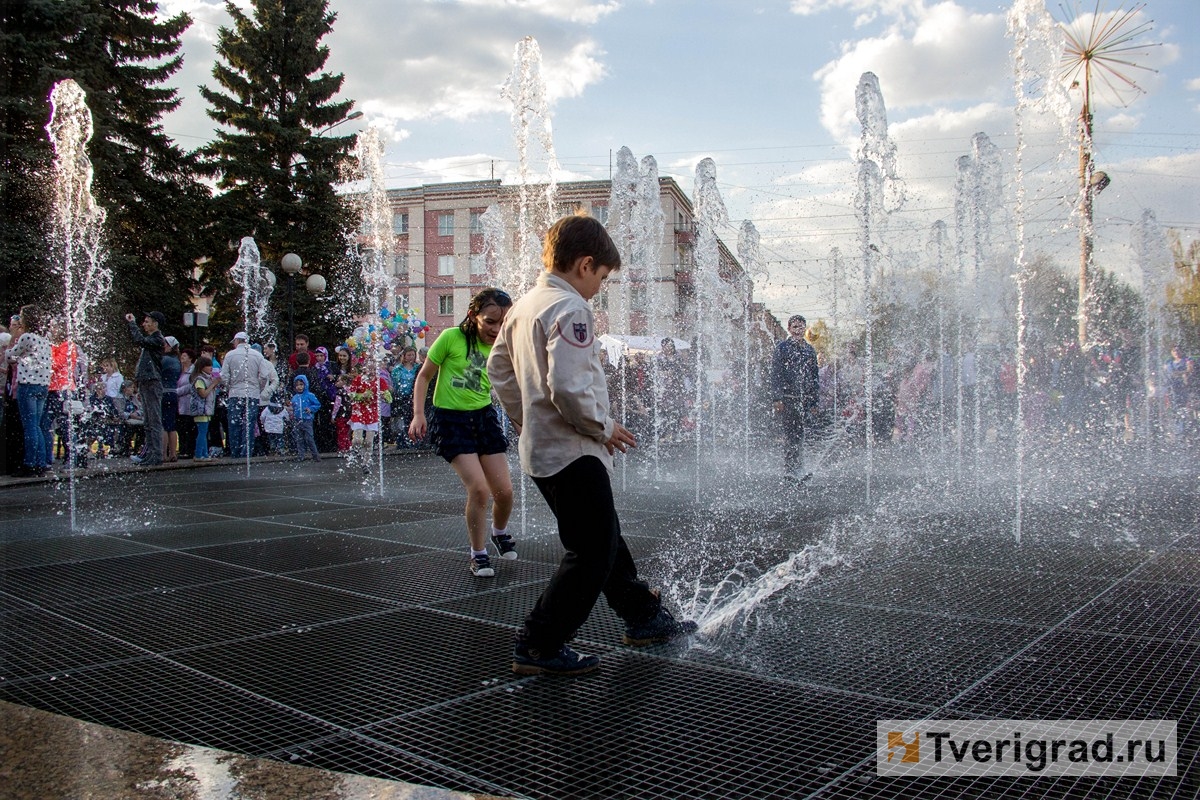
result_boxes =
[488,272,615,478]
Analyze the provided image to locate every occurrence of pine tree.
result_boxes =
[199,0,359,347]
[72,0,215,338]
[1,0,212,350]
[0,0,88,308]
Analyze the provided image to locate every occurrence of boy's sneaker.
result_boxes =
[623,607,698,646]
[491,533,518,560]
[512,641,600,676]
[469,553,494,577]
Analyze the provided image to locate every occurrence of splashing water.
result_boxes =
[230,237,272,343]
[47,79,112,530]
[737,221,766,470]
[692,158,732,501]
[351,127,396,491]
[499,36,559,298]
[1131,209,1173,446]
[606,146,641,334]
[688,539,849,636]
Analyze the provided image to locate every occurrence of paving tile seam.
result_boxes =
[2,601,421,685]
[1,573,273,610]
[773,595,1057,632]
[146,606,421,656]
[798,537,1200,798]
[417,580,575,612]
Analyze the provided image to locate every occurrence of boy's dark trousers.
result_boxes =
[521,455,657,652]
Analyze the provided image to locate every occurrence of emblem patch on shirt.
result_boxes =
[573,322,589,343]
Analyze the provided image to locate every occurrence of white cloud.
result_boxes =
[789,0,925,27]
[813,3,1009,142]
[458,0,620,25]
[1186,77,1200,92]
[329,1,610,124]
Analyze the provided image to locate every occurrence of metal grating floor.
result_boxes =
[1,448,1198,799]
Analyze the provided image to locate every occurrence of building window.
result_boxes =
[438,254,455,276]
[437,213,454,237]
[592,204,609,225]
[393,212,409,234]
[438,295,454,316]
[393,253,408,276]
[631,284,647,308]
[469,211,484,234]
[594,289,609,311]
[469,253,487,275]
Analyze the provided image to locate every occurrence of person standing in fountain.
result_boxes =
[410,288,517,578]
[6,306,53,477]
[222,331,277,458]
[771,315,819,482]
[488,215,697,676]
[125,311,166,467]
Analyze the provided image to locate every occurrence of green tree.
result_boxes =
[1,0,212,353]
[0,0,88,308]
[199,0,359,348]
[1165,233,1200,354]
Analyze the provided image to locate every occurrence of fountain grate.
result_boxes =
[344,651,925,800]
[803,560,1119,627]
[1064,581,1200,641]
[948,630,1200,723]
[184,531,428,573]
[0,656,344,755]
[168,608,535,729]
[47,575,401,653]
[0,534,156,569]
[1,550,261,607]
[1,456,1197,799]
[1,608,148,680]
[282,549,554,606]
[683,598,1047,706]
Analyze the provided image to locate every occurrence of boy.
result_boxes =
[290,375,322,461]
[488,214,696,676]
[258,400,288,455]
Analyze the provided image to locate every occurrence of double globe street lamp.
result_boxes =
[279,253,326,358]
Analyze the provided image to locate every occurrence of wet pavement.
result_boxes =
[1,444,1197,798]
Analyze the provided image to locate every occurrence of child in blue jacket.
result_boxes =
[291,374,322,461]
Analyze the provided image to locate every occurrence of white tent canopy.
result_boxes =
[598,334,689,366]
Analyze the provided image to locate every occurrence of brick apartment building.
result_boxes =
[373,177,781,357]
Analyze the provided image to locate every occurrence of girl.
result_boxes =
[190,356,219,460]
[331,347,353,452]
[410,288,516,577]
[346,357,389,473]
[176,348,196,458]
[390,346,420,447]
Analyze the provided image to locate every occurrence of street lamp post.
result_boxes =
[280,253,303,359]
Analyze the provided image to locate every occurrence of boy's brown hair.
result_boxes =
[542,214,621,273]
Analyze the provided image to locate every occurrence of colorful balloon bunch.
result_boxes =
[344,300,429,364]
[378,301,429,348]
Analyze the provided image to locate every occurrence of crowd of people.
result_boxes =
[3,299,1195,482]
[0,307,434,478]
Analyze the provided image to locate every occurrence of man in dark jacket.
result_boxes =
[771,314,819,481]
[126,311,166,465]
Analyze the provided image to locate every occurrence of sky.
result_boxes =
[156,0,1199,323]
